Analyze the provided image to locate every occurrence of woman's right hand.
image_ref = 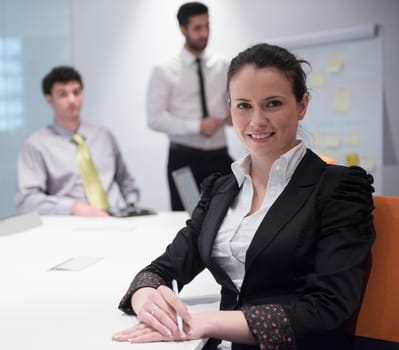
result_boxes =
[131,285,191,338]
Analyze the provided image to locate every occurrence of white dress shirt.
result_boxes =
[212,141,306,350]
[146,47,229,150]
[211,141,307,290]
[16,122,139,215]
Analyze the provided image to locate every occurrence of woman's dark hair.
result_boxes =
[227,43,309,102]
[177,2,208,27]
[42,66,83,95]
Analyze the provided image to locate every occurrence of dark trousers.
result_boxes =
[167,142,233,211]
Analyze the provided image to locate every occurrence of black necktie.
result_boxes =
[195,57,209,118]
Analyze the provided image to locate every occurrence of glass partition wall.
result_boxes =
[0,0,72,218]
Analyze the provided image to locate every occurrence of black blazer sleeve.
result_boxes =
[118,173,224,313]
[238,163,375,350]
[281,165,375,338]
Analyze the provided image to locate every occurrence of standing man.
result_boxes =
[16,66,140,216]
[147,2,233,210]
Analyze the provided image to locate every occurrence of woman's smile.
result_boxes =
[247,131,275,142]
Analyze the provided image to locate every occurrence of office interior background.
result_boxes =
[0,0,398,218]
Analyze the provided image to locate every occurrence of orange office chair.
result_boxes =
[319,154,335,164]
[352,196,399,348]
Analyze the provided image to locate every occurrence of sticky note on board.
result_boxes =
[346,153,359,167]
[310,72,326,88]
[359,156,376,172]
[343,132,360,146]
[324,133,341,147]
[327,53,345,73]
[334,87,351,112]
[313,133,340,148]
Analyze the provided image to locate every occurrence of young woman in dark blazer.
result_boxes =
[113,43,375,350]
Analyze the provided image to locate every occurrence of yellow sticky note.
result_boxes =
[359,157,376,172]
[334,87,351,112]
[327,53,345,73]
[310,72,326,88]
[313,133,340,147]
[346,153,359,167]
[324,133,341,148]
[343,132,360,146]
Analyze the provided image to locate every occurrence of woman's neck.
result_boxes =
[246,156,275,216]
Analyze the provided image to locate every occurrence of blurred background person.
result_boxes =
[147,2,233,210]
[16,66,140,217]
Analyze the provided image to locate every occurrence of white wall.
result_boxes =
[71,0,399,210]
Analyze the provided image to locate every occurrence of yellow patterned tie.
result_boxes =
[71,133,109,210]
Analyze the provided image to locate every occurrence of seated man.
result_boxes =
[15,66,140,217]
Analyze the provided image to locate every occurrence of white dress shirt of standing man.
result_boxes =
[147,2,233,211]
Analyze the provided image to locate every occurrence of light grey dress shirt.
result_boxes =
[15,122,139,215]
[147,47,230,150]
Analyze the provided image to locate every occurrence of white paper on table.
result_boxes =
[49,256,103,271]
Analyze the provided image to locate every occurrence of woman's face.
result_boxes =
[229,65,308,160]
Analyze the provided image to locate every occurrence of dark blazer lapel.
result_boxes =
[245,150,326,271]
[198,176,240,264]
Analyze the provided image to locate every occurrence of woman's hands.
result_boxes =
[112,285,193,343]
[112,285,255,345]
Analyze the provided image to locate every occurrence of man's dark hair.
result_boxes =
[42,66,83,95]
[177,2,208,27]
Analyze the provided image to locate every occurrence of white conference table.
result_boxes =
[0,213,220,350]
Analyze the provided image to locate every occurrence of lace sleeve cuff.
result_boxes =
[242,304,296,350]
[118,271,166,315]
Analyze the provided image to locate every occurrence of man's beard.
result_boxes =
[186,37,208,53]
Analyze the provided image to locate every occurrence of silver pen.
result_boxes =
[172,279,183,333]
